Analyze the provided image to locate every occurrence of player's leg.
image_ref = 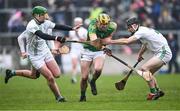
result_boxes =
[29,53,65,102]
[80,60,92,101]
[44,52,65,102]
[146,47,172,100]
[89,51,105,95]
[71,56,78,83]
[89,55,105,95]
[140,56,164,100]
[88,64,94,83]
[5,67,40,84]
[150,64,163,89]
[39,62,65,102]
[44,51,61,78]
[46,58,61,78]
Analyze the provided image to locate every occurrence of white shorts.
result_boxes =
[81,49,105,61]
[70,48,82,58]
[28,50,54,69]
[70,43,83,58]
[154,45,172,64]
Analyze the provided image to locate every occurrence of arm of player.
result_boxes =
[101,31,114,45]
[54,24,82,31]
[103,35,138,45]
[17,33,27,59]
[89,33,98,41]
[137,43,147,61]
[17,34,26,53]
[35,30,65,43]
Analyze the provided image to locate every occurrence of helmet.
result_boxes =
[126,17,139,27]
[74,17,83,23]
[97,13,110,25]
[32,6,47,15]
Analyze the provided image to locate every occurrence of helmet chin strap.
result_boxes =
[131,24,139,35]
[34,16,44,25]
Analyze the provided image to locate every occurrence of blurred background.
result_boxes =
[0,0,179,74]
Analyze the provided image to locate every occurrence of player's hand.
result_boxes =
[51,49,59,55]
[20,52,28,59]
[91,38,103,50]
[57,36,66,43]
[72,24,82,31]
[137,55,144,62]
[51,46,70,55]
[103,48,112,56]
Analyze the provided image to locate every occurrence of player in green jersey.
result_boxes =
[79,13,117,102]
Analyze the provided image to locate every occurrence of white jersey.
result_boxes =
[69,27,87,50]
[134,26,169,53]
[26,19,55,55]
[18,28,54,54]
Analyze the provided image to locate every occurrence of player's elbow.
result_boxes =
[17,35,23,41]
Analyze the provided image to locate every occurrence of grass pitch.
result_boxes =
[0,73,180,110]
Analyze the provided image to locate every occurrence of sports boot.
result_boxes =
[79,96,86,102]
[5,69,13,84]
[90,80,97,95]
[147,92,161,100]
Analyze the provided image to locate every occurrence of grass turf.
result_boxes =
[0,74,180,110]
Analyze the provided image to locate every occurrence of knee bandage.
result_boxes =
[137,70,152,81]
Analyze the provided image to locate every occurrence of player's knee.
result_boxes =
[31,76,38,79]
[47,76,55,83]
[81,76,88,81]
[54,75,60,78]
[140,67,148,71]
[30,73,39,79]
[53,73,60,78]
[94,69,102,75]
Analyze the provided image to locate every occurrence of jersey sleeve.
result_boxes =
[88,20,97,35]
[133,29,144,39]
[17,31,27,53]
[26,22,40,34]
[45,20,56,29]
[110,22,117,32]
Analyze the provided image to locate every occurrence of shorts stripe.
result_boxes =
[160,46,166,60]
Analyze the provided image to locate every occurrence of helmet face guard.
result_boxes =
[97,22,109,31]
[97,13,110,31]
[126,17,139,33]
[32,6,48,24]
[126,17,139,27]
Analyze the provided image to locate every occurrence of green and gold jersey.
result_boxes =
[84,19,117,51]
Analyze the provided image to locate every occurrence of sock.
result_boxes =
[81,91,86,97]
[72,75,76,80]
[150,88,157,94]
[155,87,160,91]
[11,70,16,76]
[56,95,63,100]
[91,79,95,82]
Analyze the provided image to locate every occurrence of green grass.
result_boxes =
[0,74,180,110]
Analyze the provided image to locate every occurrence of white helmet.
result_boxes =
[74,17,83,24]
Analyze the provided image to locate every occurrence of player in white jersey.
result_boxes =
[5,16,57,81]
[69,17,87,83]
[103,17,172,100]
[4,6,81,102]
